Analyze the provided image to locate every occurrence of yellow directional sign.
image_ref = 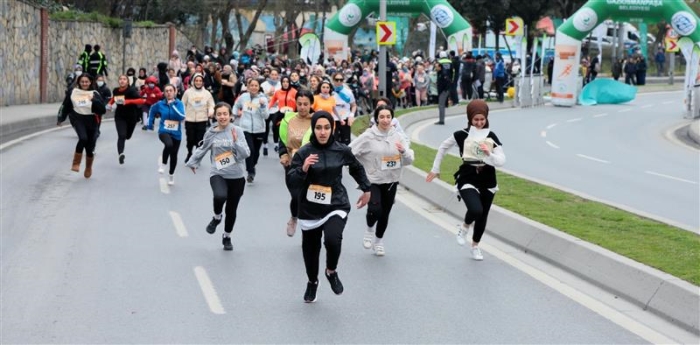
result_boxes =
[377,21,396,46]
[505,17,524,36]
[665,37,679,53]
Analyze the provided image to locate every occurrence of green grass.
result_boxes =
[50,10,156,28]
[353,107,700,286]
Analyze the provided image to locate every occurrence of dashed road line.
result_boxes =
[662,100,675,105]
[645,171,698,185]
[540,131,547,138]
[593,113,608,118]
[194,266,226,315]
[546,123,558,129]
[169,211,189,237]
[576,154,610,164]
[640,104,653,109]
[159,178,170,194]
[566,118,582,123]
[546,141,560,149]
[618,108,632,113]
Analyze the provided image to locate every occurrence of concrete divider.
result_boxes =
[397,106,700,335]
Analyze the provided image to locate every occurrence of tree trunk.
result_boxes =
[239,0,269,50]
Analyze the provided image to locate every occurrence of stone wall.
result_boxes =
[0,0,194,106]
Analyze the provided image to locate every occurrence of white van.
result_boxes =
[583,20,656,50]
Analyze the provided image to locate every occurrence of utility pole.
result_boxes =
[378,0,387,99]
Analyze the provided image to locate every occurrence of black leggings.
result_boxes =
[334,120,352,145]
[458,187,495,243]
[302,215,346,283]
[210,176,246,233]
[158,133,181,175]
[244,132,265,176]
[284,166,299,218]
[271,111,284,144]
[115,113,138,154]
[366,183,398,239]
[71,113,99,158]
[185,121,208,156]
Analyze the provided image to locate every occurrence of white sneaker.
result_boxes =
[158,164,165,174]
[286,217,297,237]
[456,224,471,246]
[373,243,385,256]
[471,247,484,261]
[362,229,374,249]
[168,174,175,185]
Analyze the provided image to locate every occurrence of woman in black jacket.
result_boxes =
[288,111,371,303]
[108,74,146,164]
[57,73,106,178]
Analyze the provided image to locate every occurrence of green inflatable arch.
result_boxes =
[552,0,700,114]
[324,0,472,58]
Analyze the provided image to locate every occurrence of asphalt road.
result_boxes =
[409,91,700,233]
[0,124,671,343]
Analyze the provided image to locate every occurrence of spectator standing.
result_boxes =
[654,48,665,77]
[77,44,91,73]
[88,44,108,77]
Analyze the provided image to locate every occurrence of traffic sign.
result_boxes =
[376,21,396,46]
[665,37,679,52]
[505,17,524,36]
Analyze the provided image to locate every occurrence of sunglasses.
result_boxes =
[334,78,343,82]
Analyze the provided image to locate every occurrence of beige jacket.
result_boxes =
[181,87,214,122]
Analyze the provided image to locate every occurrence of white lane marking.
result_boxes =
[662,100,675,105]
[546,123,557,129]
[169,211,189,237]
[618,108,632,113]
[159,178,170,194]
[576,154,610,164]
[396,192,677,345]
[645,171,698,185]
[593,113,608,118]
[566,118,582,123]
[546,141,560,149]
[193,266,226,315]
[640,104,653,109]
[540,131,547,138]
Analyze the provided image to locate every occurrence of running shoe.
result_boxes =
[286,217,297,237]
[362,229,374,249]
[168,174,175,185]
[304,281,318,303]
[263,147,268,156]
[118,153,125,165]
[471,247,484,261]
[456,224,471,246]
[222,236,233,251]
[158,164,165,174]
[325,271,344,295]
[373,243,385,256]
[206,217,222,234]
[246,175,254,183]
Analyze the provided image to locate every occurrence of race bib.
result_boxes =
[76,97,91,107]
[306,184,331,205]
[193,97,203,108]
[163,120,179,131]
[215,151,234,170]
[462,138,495,162]
[381,155,401,170]
[114,95,125,105]
[245,101,259,111]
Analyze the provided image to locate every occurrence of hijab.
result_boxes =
[309,111,336,149]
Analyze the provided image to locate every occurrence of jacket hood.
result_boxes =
[145,76,158,84]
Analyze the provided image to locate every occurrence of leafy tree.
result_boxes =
[454,0,511,51]
[550,0,588,19]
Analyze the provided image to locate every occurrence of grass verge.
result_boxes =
[353,106,700,286]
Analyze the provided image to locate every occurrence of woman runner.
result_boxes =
[148,84,186,185]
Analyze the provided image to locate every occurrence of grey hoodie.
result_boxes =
[186,123,250,179]
[350,125,414,184]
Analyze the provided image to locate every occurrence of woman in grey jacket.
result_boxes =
[350,105,414,255]
[232,78,269,183]
[187,102,251,251]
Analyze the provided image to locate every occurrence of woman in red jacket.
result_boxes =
[268,76,298,152]
[140,75,163,130]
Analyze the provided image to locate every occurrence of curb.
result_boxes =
[397,106,700,335]
[687,120,700,147]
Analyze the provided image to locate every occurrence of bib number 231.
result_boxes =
[306,184,331,205]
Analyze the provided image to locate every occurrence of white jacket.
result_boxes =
[350,126,414,184]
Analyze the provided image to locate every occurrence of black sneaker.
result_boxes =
[304,281,318,303]
[206,217,221,234]
[263,147,269,156]
[118,153,125,165]
[325,271,344,295]
[222,236,233,251]
[246,175,254,183]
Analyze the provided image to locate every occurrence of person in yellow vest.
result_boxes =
[88,44,108,77]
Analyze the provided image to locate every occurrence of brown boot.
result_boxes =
[71,153,82,172]
[84,156,94,178]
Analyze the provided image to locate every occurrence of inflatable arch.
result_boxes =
[324,0,472,60]
[552,0,700,110]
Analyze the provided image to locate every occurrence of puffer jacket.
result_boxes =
[349,125,414,184]
[288,141,371,221]
[232,92,269,133]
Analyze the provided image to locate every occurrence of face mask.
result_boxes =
[148,83,155,88]
[269,79,278,86]
[334,86,343,92]
[363,71,369,76]
[97,81,105,87]
[320,93,330,99]
[300,73,305,77]
[75,71,82,77]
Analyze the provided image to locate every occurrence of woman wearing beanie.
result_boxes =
[278,89,313,237]
[350,105,414,256]
[57,73,106,178]
[148,84,186,185]
[186,102,250,251]
[426,100,506,261]
[288,111,371,303]
[181,73,215,163]
[107,74,146,164]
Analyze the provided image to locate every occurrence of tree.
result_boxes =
[233,0,269,50]
[550,0,588,19]
[454,0,511,51]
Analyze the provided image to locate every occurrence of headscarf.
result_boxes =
[280,76,291,91]
[309,111,335,148]
[466,99,490,128]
